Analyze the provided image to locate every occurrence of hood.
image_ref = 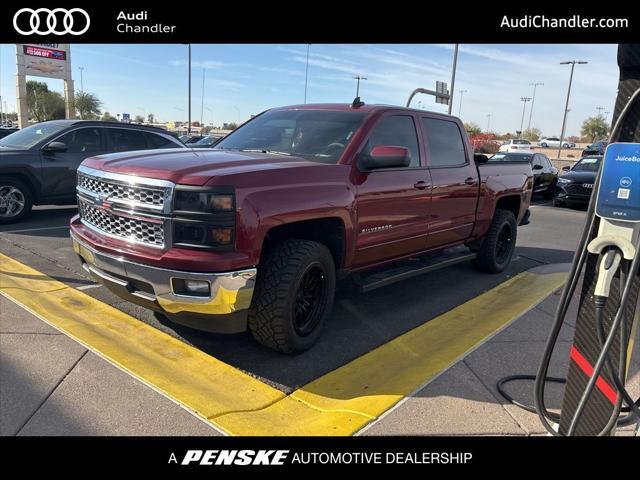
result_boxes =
[81,148,324,185]
[559,169,597,183]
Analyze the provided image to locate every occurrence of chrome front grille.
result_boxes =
[76,166,175,248]
[77,171,168,209]
[79,200,165,247]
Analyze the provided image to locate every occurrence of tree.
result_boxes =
[147,113,155,124]
[26,80,65,122]
[463,122,481,135]
[134,115,145,124]
[581,115,609,143]
[75,91,102,120]
[522,128,541,142]
[101,111,118,122]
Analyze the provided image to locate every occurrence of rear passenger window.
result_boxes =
[422,118,467,167]
[109,129,148,152]
[365,115,420,167]
[145,132,176,148]
[57,128,102,153]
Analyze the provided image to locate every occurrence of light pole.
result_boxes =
[519,97,532,136]
[448,44,459,115]
[78,66,84,92]
[458,89,467,117]
[187,44,192,134]
[304,44,311,104]
[486,113,492,133]
[352,75,367,97]
[557,60,588,158]
[596,106,605,117]
[527,82,543,130]
[200,69,206,127]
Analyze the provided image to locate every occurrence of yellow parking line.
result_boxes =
[0,252,566,436]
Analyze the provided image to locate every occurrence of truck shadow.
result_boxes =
[155,246,576,393]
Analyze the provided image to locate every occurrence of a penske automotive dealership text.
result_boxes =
[171,449,473,466]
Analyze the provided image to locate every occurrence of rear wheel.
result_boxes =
[540,142,548,148]
[0,177,33,224]
[473,209,517,273]
[248,239,336,354]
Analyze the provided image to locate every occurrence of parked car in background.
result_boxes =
[0,127,19,139]
[179,135,205,144]
[539,137,573,148]
[0,120,185,223]
[489,151,558,198]
[554,155,602,207]
[70,103,533,353]
[499,139,533,152]
[582,140,607,156]
[189,135,223,148]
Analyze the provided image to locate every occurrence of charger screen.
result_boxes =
[595,143,640,222]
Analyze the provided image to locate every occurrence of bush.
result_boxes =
[469,133,500,154]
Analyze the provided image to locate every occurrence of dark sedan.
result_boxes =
[189,135,223,148]
[488,151,558,198]
[554,155,602,207]
[582,140,607,157]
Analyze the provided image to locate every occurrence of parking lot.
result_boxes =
[6,197,626,436]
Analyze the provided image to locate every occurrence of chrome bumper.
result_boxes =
[71,232,256,332]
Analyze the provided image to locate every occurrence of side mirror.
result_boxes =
[532,164,543,170]
[43,141,68,153]
[359,145,410,171]
[562,165,571,172]
[474,153,489,164]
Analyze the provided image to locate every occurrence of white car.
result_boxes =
[499,139,533,152]
[539,137,574,148]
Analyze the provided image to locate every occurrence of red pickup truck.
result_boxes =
[70,103,533,353]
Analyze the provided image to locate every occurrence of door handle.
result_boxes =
[464,177,477,185]
[413,181,428,190]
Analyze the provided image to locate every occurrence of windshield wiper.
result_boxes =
[239,149,291,156]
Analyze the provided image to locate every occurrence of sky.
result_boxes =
[0,43,619,137]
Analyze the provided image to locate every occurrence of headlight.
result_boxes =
[174,189,234,213]
[557,177,572,184]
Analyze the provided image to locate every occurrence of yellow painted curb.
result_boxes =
[0,252,566,436]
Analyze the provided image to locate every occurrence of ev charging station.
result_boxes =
[531,45,640,435]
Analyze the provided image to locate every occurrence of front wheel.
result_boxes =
[0,177,33,224]
[540,143,548,148]
[473,209,517,273]
[248,239,336,354]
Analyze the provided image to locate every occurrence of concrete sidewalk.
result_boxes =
[363,268,640,436]
[0,295,220,436]
[1,271,638,436]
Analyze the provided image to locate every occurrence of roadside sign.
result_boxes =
[436,81,449,104]
[122,113,130,123]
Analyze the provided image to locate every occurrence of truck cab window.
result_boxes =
[422,118,466,167]
[365,115,420,167]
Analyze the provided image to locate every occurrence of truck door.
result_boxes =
[40,127,106,199]
[352,113,431,267]
[421,116,479,248]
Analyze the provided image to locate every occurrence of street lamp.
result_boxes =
[557,60,588,158]
[486,113,492,133]
[519,97,532,136]
[458,89,467,117]
[448,44,459,115]
[527,82,543,130]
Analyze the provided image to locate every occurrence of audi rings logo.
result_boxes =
[13,8,90,36]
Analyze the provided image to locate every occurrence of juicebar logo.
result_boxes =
[13,8,90,35]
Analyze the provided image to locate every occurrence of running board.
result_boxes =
[353,246,477,293]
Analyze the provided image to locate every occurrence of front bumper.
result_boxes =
[555,184,592,204]
[70,232,257,333]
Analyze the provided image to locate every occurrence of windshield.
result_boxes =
[513,139,530,145]
[573,157,601,172]
[214,109,366,163]
[488,152,533,163]
[0,122,67,149]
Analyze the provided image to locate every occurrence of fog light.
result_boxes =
[172,278,211,297]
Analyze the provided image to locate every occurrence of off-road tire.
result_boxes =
[0,177,33,225]
[473,209,517,273]
[248,239,336,354]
